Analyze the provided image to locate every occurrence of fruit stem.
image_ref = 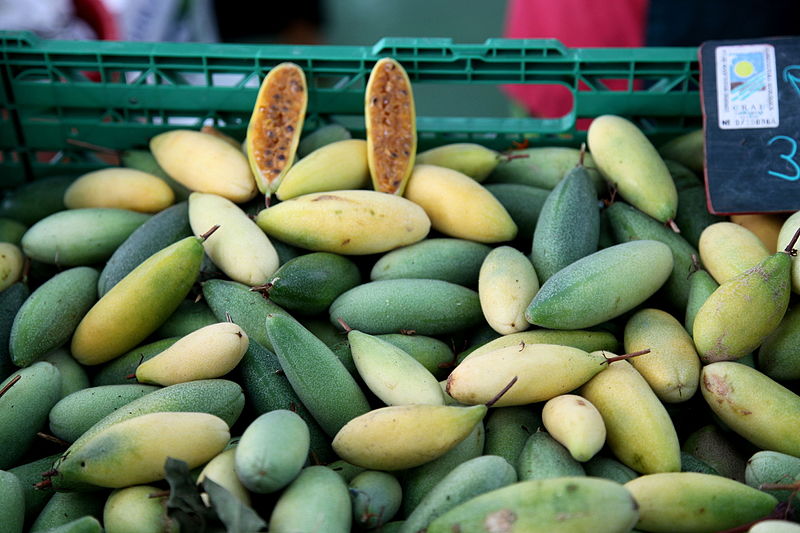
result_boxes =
[264,194,272,209]
[0,374,21,399]
[336,317,352,333]
[499,153,530,162]
[666,219,681,233]
[36,432,70,447]
[601,349,650,365]
[147,490,171,499]
[578,142,586,167]
[688,254,701,278]
[33,479,52,490]
[485,376,518,407]
[783,226,800,255]
[759,481,800,491]
[199,225,220,241]
[249,279,276,297]
[41,469,58,478]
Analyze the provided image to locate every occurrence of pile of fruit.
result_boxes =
[1,57,799,533]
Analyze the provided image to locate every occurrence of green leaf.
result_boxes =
[164,457,216,532]
[203,477,267,533]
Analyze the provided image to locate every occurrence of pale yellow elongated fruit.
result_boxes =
[625,472,777,533]
[778,211,800,294]
[478,245,539,335]
[414,143,499,182]
[188,192,279,285]
[348,330,443,406]
[731,213,783,254]
[332,404,486,470]
[542,394,606,462]
[104,485,180,533]
[276,139,369,200]
[701,362,800,457]
[461,329,619,363]
[580,358,681,474]
[52,412,230,489]
[150,129,257,203]
[197,448,251,506]
[0,242,23,292]
[136,322,249,386]
[699,222,770,284]
[446,344,612,407]
[404,164,517,243]
[64,168,175,213]
[623,308,701,403]
[256,189,430,255]
[587,114,677,224]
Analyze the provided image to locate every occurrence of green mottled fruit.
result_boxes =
[427,477,639,533]
[155,299,218,338]
[607,201,699,310]
[370,238,491,287]
[98,201,191,296]
[0,176,76,225]
[659,129,704,174]
[485,183,550,248]
[0,470,24,533]
[266,313,370,437]
[701,362,800,457]
[0,218,26,244]
[121,149,192,201]
[330,279,482,335]
[350,471,403,529]
[484,407,541,474]
[8,454,60,521]
[584,456,639,484]
[42,349,90,399]
[680,452,720,476]
[685,267,718,336]
[517,431,585,481]
[10,267,98,366]
[49,384,159,443]
[625,472,777,533]
[531,163,599,282]
[745,451,800,502]
[22,208,150,266]
[377,333,454,380]
[486,146,604,191]
[0,282,28,381]
[269,466,352,533]
[400,455,516,533]
[266,252,361,315]
[758,305,800,380]
[38,516,103,533]
[297,123,351,158]
[30,491,106,532]
[0,362,62,469]
[682,424,746,483]
[674,186,726,249]
[526,240,673,330]
[235,409,310,493]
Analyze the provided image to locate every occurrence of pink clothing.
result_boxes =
[503,0,648,118]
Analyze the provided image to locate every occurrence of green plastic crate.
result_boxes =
[0,31,700,187]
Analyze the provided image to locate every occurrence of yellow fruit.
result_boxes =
[64,168,174,213]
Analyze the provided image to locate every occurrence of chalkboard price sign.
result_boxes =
[700,37,800,214]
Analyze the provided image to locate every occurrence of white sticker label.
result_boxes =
[716,44,779,129]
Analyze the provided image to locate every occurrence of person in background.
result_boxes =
[503,0,800,119]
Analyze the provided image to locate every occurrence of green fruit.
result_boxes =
[155,299,218,338]
[8,454,60,522]
[685,266,718,336]
[0,282,28,381]
[235,409,310,493]
[376,333,454,380]
[486,146,604,191]
[680,452,720,476]
[516,431,585,481]
[659,129,704,174]
[0,362,62,469]
[400,455,516,533]
[269,466,352,533]
[0,218,26,245]
[745,450,800,502]
[98,201,192,296]
[330,279,482,335]
[265,252,361,315]
[103,485,180,533]
[43,349,90,399]
[350,471,403,529]
[266,313,370,437]
[584,456,639,484]
[485,183,550,249]
[682,424,747,483]
[525,240,673,330]
[10,266,99,367]
[484,406,541,474]
[625,472,777,533]
[30,491,106,532]
[48,384,159,443]
[758,305,800,380]
[0,470,24,533]
[531,162,599,283]
[297,123,352,158]
[91,337,179,386]
[674,185,726,249]
[38,516,103,533]
[0,176,77,225]
[427,477,639,533]
[370,238,491,287]
[21,208,150,266]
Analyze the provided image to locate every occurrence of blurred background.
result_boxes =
[1,0,797,120]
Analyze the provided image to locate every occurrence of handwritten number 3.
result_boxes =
[767,136,800,182]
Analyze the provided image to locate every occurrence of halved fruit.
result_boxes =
[246,62,308,196]
[365,58,416,195]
